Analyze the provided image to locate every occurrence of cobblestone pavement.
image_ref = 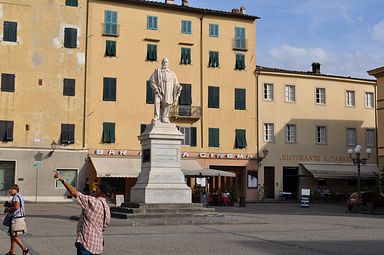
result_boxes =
[1,202,383,255]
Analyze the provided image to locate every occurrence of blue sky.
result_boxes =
[153,0,384,79]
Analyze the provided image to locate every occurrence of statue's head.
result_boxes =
[161,58,169,69]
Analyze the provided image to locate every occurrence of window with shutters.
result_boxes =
[235,54,245,70]
[264,123,274,142]
[285,85,295,102]
[146,81,154,104]
[285,124,296,143]
[0,120,14,142]
[234,27,246,50]
[315,88,326,104]
[178,127,197,146]
[66,0,78,7]
[180,48,191,65]
[181,20,192,34]
[103,122,115,143]
[105,40,116,57]
[346,90,355,107]
[104,10,118,36]
[366,129,375,147]
[208,51,219,67]
[1,73,15,92]
[61,124,75,144]
[235,129,247,149]
[365,92,374,108]
[3,21,17,42]
[346,128,356,146]
[209,23,219,37]
[316,126,327,144]
[178,84,192,116]
[208,128,219,147]
[146,44,157,61]
[263,83,273,100]
[63,78,75,96]
[147,16,158,30]
[208,86,219,108]
[64,28,77,48]
[103,77,116,101]
[235,88,246,110]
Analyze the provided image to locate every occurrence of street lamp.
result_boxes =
[347,145,371,194]
[257,148,269,165]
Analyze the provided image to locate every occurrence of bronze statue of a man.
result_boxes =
[149,58,182,123]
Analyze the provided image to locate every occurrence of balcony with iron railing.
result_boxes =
[233,38,248,51]
[170,105,202,119]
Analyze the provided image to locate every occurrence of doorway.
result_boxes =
[283,167,298,199]
[264,166,275,199]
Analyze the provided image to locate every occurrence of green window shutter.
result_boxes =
[4,21,17,42]
[235,54,245,70]
[103,122,115,143]
[105,40,116,57]
[1,73,15,92]
[179,84,191,105]
[208,86,219,108]
[214,51,219,67]
[63,78,75,96]
[61,124,74,144]
[235,88,246,110]
[64,28,77,48]
[0,121,5,141]
[104,10,118,35]
[147,44,157,61]
[103,78,116,101]
[5,121,13,141]
[180,48,191,64]
[147,16,158,30]
[235,129,247,148]
[66,0,78,7]
[146,80,154,104]
[209,51,213,67]
[209,128,219,147]
[140,124,147,135]
[190,127,197,147]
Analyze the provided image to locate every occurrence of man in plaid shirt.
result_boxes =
[54,171,111,255]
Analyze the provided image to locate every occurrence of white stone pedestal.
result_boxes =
[130,121,192,203]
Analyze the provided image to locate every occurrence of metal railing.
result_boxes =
[170,105,202,119]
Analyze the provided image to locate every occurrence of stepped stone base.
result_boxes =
[110,203,227,226]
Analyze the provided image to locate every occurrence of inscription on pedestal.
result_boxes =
[154,147,178,163]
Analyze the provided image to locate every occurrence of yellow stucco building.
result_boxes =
[0,0,88,201]
[368,66,384,191]
[257,64,378,200]
[85,0,259,203]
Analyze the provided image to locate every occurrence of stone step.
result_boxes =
[121,203,205,209]
[109,215,229,226]
[111,211,225,220]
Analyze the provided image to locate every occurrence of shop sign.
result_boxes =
[280,154,350,163]
[181,152,254,159]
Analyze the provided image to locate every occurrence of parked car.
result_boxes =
[347,191,384,211]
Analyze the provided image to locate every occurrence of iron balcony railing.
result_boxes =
[170,105,202,119]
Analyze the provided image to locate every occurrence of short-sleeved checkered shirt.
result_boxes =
[76,192,110,254]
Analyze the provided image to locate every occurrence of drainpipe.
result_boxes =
[200,12,205,148]
[82,0,90,149]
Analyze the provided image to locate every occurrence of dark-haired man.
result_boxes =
[54,171,111,255]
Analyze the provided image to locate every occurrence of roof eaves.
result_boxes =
[256,65,375,82]
[101,0,260,20]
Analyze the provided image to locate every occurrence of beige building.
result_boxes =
[0,0,88,201]
[368,66,384,191]
[85,0,259,202]
[256,63,378,200]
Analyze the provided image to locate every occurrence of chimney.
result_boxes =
[240,6,247,14]
[165,0,174,4]
[181,0,189,6]
[231,8,240,14]
[312,62,321,74]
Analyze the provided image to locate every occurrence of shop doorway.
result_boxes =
[264,166,275,199]
[283,167,298,199]
[209,165,243,201]
[0,161,15,196]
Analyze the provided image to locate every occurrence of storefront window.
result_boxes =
[56,169,78,188]
[0,161,15,196]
